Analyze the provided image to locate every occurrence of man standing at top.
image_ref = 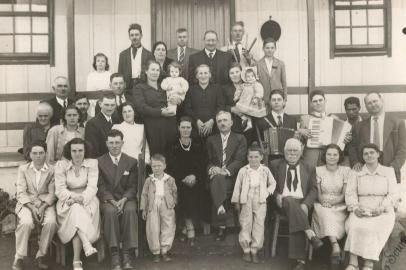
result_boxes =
[167,28,198,79]
[188,30,232,85]
[118,23,153,90]
[221,21,255,68]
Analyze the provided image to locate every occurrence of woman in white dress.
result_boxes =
[345,143,399,270]
[55,138,100,270]
[311,144,350,267]
[112,102,150,163]
[85,52,112,116]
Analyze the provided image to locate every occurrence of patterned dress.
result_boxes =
[312,166,350,239]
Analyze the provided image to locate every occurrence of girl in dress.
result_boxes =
[232,67,266,130]
[161,62,189,115]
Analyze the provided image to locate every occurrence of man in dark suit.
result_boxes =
[167,28,198,79]
[349,92,406,182]
[206,111,247,241]
[98,129,138,270]
[85,93,119,158]
[118,23,153,89]
[270,138,322,270]
[188,30,233,85]
[44,76,74,126]
[256,89,297,161]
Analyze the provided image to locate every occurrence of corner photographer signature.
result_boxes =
[382,236,406,270]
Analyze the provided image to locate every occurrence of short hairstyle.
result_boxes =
[168,61,182,73]
[320,144,344,164]
[62,138,91,160]
[360,143,382,164]
[53,76,68,87]
[101,92,116,102]
[364,91,382,102]
[107,129,124,140]
[284,138,303,151]
[61,104,82,126]
[270,89,286,100]
[344,96,361,109]
[216,110,232,120]
[310,90,325,101]
[229,62,242,72]
[110,72,125,83]
[118,102,137,119]
[203,30,218,40]
[152,41,167,55]
[176,28,187,34]
[37,101,54,116]
[29,140,47,153]
[74,93,89,103]
[232,21,245,28]
[151,153,166,164]
[195,64,211,77]
[92,52,110,71]
[128,23,142,34]
[145,59,161,71]
[248,142,264,156]
[178,115,193,126]
[263,37,277,48]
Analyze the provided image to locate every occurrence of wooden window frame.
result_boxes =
[329,0,392,58]
[0,0,54,65]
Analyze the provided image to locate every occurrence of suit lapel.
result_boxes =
[26,168,37,191]
[383,114,393,147]
[224,133,236,165]
[362,118,371,144]
[101,155,117,187]
[277,160,287,193]
[214,134,223,166]
[36,167,50,192]
[114,155,127,188]
[271,58,279,78]
[299,162,308,193]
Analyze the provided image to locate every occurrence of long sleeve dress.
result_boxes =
[344,164,399,261]
[311,166,350,240]
[55,159,100,244]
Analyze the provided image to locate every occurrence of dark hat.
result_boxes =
[260,16,281,41]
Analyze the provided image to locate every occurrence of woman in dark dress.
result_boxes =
[166,116,206,246]
[152,41,173,80]
[132,60,178,155]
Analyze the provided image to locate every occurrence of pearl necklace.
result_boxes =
[179,139,192,151]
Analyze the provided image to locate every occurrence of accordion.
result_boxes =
[263,127,296,156]
[306,116,352,150]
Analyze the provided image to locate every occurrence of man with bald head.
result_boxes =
[270,138,322,270]
[349,92,406,182]
[43,76,74,126]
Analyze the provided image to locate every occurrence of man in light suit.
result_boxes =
[220,21,255,68]
[43,76,74,127]
[349,92,406,182]
[167,28,198,79]
[98,129,138,270]
[12,141,57,270]
[85,93,119,158]
[270,138,323,270]
[118,23,153,90]
[206,111,247,241]
[188,30,233,85]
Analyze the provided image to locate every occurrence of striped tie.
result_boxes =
[179,47,185,64]
[373,116,380,149]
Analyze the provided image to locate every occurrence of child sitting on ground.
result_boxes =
[140,154,177,263]
[231,144,276,263]
[161,61,189,114]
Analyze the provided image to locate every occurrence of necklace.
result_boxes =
[179,138,192,151]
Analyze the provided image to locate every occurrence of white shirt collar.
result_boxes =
[109,153,122,164]
[271,111,284,122]
[312,111,327,118]
[205,48,216,57]
[29,162,48,172]
[56,96,67,107]
[359,164,386,177]
[220,131,231,141]
[101,112,112,122]
[150,173,170,182]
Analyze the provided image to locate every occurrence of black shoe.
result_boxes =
[242,253,251,262]
[152,254,160,263]
[215,228,226,241]
[111,253,122,270]
[251,253,260,264]
[310,236,323,249]
[12,258,24,270]
[162,253,172,262]
[35,256,48,269]
[292,261,305,270]
[122,253,134,270]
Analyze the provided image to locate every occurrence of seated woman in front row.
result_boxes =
[55,138,100,270]
[344,143,399,270]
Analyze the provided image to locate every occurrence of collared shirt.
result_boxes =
[102,112,112,123]
[247,166,261,187]
[205,48,216,58]
[109,153,122,165]
[150,173,170,197]
[29,162,49,190]
[282,164,304,199]
[56,96,68,108]
[312,111,327,119]
[115,93,126,106]
[370,112,385,151]
[271,111,284,125]
[264,57,273,76]
[359,164,386,177]
[220,131,231,165]
[131,46,143,79]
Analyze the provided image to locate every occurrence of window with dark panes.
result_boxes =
[330,0,391,57]
[0,0,54,64]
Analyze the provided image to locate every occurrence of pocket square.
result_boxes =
[123,171,130,175]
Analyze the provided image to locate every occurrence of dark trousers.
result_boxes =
[210,174,233,227]
[101,200,138,251]
[280,197,310,261]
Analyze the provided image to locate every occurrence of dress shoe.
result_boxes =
[35,256,48,269]
[122,253,134,270]
[111,253,121,270]
[215,228,226,241]
[152,254,160,263]
[111,264,122,270]
[292,261,306,270]
[242,252,251,262]
[310,236,323,249]
[12,258,24,270]
[251,253,260,264]
[162,253,172,262]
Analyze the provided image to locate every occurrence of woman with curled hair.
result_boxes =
[311,144,351,267]
[55,138,100,270]
[152,41,174,80]
[344,143,399,270]
[46,105,84,165]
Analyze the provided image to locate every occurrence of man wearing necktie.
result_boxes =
[206,111,247,241]
[167,28,198,79]
[349,92,406,182]
[270,138,322,270]
[118,23,153,90]
[97,129,138,270]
